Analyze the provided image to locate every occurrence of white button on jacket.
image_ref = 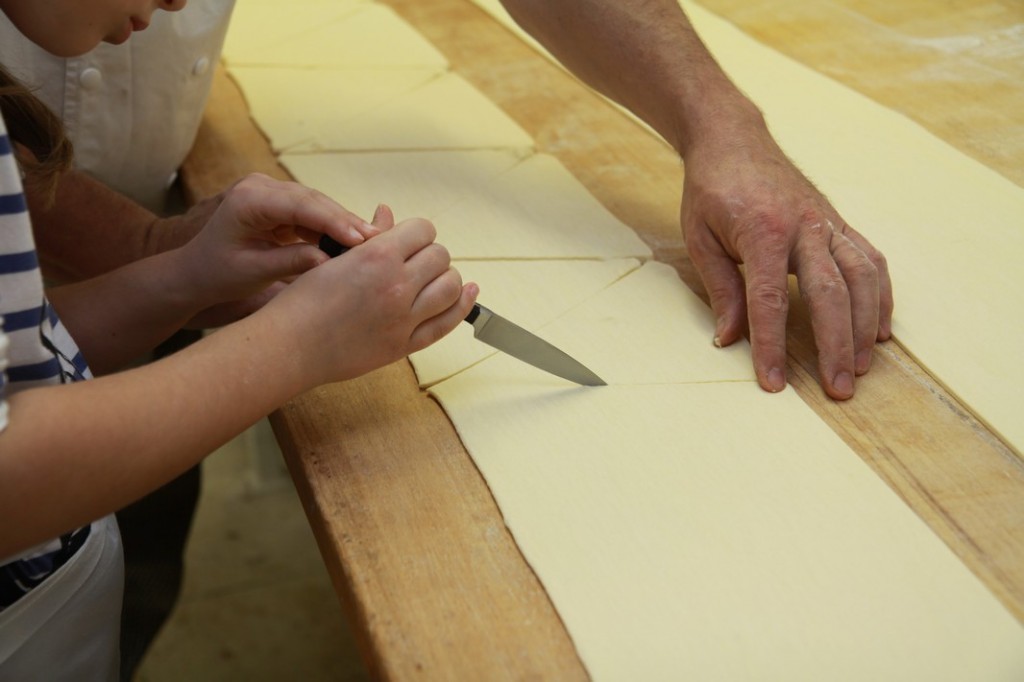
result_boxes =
[192,56,211,77]
[79,67,104,90]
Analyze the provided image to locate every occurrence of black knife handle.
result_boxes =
[318,233,348,258]
[318,234,479,324]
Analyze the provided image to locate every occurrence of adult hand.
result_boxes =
[680,117,892,400]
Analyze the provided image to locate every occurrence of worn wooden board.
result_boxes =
[181,0,1024,677]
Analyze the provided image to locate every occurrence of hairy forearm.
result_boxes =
[498,0,764,155]
[0,312,309,558]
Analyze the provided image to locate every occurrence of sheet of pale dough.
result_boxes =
[230,67,533,153]
[280,149,528,220]
[223,2,447,70]
[430,264,1024,680]
[283,150,651,259]
[468,0,1024,457]
[223,1,363,66]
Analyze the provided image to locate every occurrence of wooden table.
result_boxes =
[181,1,1024,678]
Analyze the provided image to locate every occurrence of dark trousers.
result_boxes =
[116,328,203,681]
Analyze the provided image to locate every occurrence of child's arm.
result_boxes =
[46,174,377,375]
[0,210,477,558]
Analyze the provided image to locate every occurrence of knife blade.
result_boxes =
[318,234,606,386]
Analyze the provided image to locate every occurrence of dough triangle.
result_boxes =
[433,154,652,259]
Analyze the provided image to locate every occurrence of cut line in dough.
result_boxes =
[414,261,753,388]
[231,68,533,153]
[409,258,643,387]
[280,149,529,221]
[433,154,652,260]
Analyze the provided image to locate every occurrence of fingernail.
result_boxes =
[767,367,786,392]
[713,335,722,348]
[833,370,854,397]
[347,225,365,242]
[855,349,872,375]
[372,203,384,221]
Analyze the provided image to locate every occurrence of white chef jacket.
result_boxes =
[0,0,236,212]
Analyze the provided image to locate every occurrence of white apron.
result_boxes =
[0,516,124,681]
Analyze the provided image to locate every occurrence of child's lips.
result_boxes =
[108,16,146,45]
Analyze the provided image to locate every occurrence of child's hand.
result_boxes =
[264,216,478,385]
[175,173,378,310]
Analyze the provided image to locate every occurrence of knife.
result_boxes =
[318,234,606,386]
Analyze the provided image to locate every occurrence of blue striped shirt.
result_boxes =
[0,116,93,609]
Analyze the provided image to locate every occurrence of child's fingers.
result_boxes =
[404,241,454,293]
[368,203,394,234]
[232,174,370,247]
[387,218,439,261]
[410,266,464,321]
[409,282,479,353]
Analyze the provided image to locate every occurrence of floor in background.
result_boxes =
[134,420,371,681]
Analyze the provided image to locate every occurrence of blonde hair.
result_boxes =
[0,64,73,202]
